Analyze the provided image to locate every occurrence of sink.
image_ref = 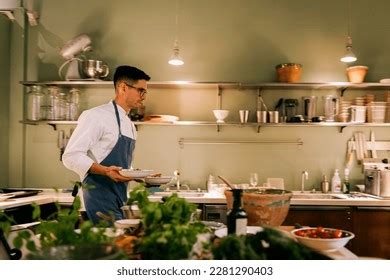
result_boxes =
[151,191,205,198]
[292,192,341,199]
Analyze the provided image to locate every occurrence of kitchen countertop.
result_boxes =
[1,189,390,210]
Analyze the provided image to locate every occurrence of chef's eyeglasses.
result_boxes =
[124,82,147,97]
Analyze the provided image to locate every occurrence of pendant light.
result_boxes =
[168,0,184,66]
[340,0,357,63]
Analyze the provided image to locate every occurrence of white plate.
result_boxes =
[114,219,141,229]
[0,193,15,202]
[119,169,154,178]
[379,78,390,84]
[144,115,179,123]
[214,226,263,238]
[144,176,173,185]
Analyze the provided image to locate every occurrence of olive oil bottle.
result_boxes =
[227,189,248,235]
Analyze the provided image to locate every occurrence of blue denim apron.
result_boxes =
[83,101,135,224]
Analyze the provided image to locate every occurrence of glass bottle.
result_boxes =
[68,88,80,121]
[26,85,44,121]
[227,189,248,235]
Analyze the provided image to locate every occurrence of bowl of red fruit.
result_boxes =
[291,227,355,252]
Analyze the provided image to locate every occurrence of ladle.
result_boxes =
[217,175,235,189]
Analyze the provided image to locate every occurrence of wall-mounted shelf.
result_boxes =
[20,81,390,90]
[19,119,390,132]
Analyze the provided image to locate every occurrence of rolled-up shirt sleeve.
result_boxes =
[62,110,103,181]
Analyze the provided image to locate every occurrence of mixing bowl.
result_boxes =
[225,189,293,226]
[81,59,109,79]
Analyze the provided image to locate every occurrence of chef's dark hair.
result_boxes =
[113,65,151,88]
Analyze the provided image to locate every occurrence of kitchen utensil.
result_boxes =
[256,110,267,123]
[275,63,302,83]
[323,95,339,122]
[371,131,377,158]
[239,110,249,123]
[212,110,229,123]
[302,96,317,122]
[81,59,109,79]
[144,176,173,186]
[118,169,154,178]
[217,175,235,189]
[268,111,279,123]
[225,189,293,226]
[96,211,115,223]
[291,227,354,252]
[284,99,299,122]
[120,205,141,219]
[346,66,368,83]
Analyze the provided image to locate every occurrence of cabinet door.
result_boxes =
[283,206,353,231]
[352,207,390,259]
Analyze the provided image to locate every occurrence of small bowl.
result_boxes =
[291,227,355,252]
[276,63,302,83]
[213,110,229,123]
[114,219,141,229]
[144,176,173,186]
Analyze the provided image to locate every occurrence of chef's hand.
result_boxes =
[104,166,133,182]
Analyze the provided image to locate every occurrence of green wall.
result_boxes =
[6,0,390,189]
[0,16,10,185]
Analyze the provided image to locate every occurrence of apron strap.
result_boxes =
[112,100,122,136]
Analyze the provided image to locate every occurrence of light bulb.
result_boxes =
[168,40,184,66]
[340,36,357,63]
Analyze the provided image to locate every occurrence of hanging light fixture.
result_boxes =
[168,0,184,66]
[340,0,357,63]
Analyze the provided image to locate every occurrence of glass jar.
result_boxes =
[58,91,68,120]
[68,88,80,121]
[47,86,60,120]
[26,85,44,121]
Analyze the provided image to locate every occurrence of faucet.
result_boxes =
[173,170,180,191]
[172,170,190,191]
[301,171,309,193]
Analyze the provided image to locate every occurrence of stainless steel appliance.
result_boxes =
[202,204,227,224]
[302,96,317,122]
[364,169,381,196]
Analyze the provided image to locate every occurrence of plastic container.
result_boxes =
[331,169,341,193]
[367,102,386,123]
[350,105,366,123]
[275,63,302,83]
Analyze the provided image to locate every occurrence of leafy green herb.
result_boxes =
[127,185,207,259]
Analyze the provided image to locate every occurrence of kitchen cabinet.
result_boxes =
[283,205,390,259]
[352,207,390,259]
[20,81,390,132]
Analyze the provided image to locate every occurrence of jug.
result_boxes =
[323,95,339,122]
[302,96,317,122]
[284,99,299,122]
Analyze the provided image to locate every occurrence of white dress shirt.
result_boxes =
[62,101,137,181]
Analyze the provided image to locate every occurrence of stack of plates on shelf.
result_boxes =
[338,100,352,122]
[143,115,179,123]
[379,78,390,84]
[353,96,365,106]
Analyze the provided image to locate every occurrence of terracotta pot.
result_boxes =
[225,189,292,226]
[346,66,368,83]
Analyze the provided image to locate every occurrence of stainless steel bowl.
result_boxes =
[81,59,109,79]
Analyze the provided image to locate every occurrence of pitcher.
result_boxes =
[323,95,339,122]
[302,96,317,122]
